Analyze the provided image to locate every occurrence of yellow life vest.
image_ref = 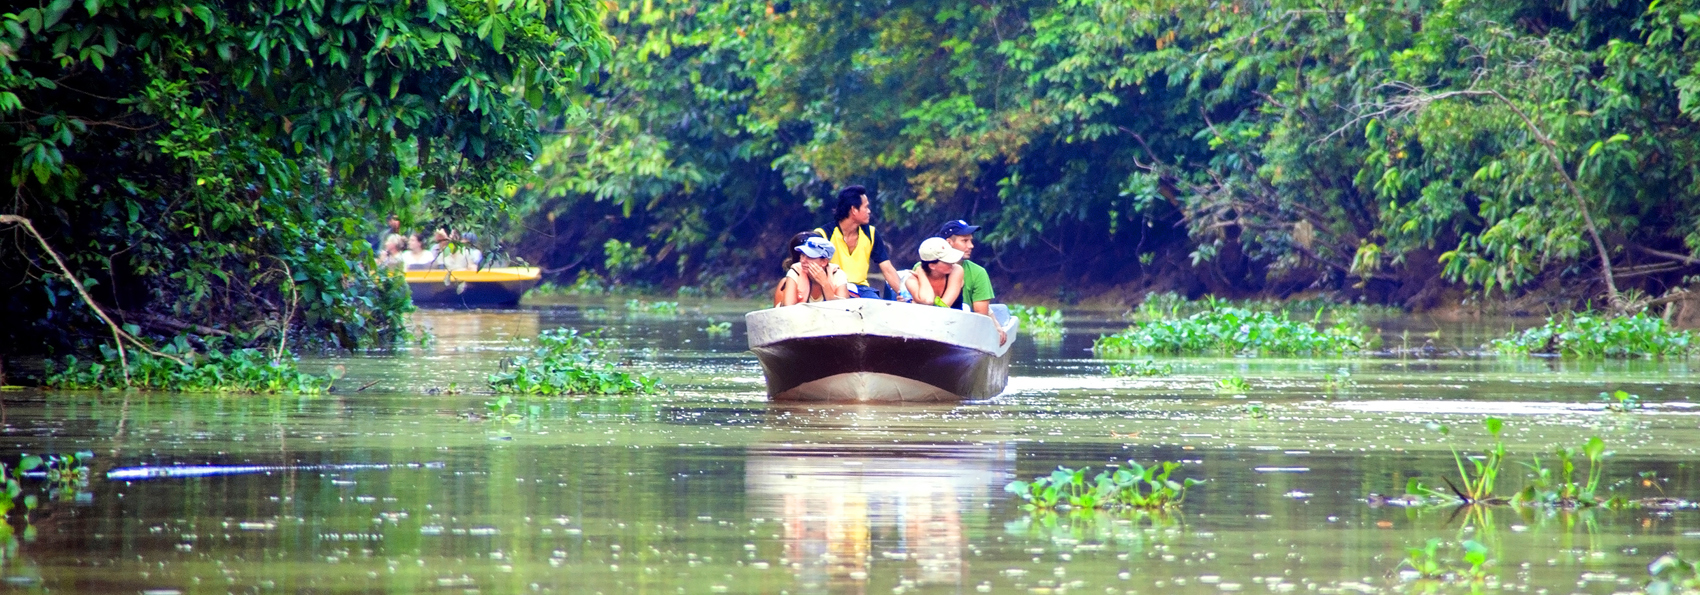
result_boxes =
[816,224,876,285]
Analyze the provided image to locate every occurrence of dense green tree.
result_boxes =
[523,0,1700,311]
[1,0,610,354]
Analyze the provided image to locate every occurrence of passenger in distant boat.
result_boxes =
[936,219,1004,344]
[773,231,825,306]
[780,236,848,305]
[400,236,435,270]
[903,237,965,307]
[431,229,484,271]
[816,185,900,299]
[378,234,407,268]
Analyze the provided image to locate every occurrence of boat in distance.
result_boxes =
[745,300,1019,402]
[406,266,541,308]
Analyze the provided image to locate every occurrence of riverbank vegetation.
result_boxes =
[1,0,612,359]
[1009,305,1064,341]
[508,0,1700,318]
[488,329,661,396]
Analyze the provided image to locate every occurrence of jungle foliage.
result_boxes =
[1,0,611,354]
[518,0,1700,309]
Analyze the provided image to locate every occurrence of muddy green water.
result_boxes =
[6,302,1700,594]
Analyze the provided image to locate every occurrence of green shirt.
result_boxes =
[912,259,994,310]
[959,259,994,309]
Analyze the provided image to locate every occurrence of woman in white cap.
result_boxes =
[902,237,965,308]
[779,235,849,306]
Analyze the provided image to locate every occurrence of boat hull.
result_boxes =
[746,300,1017,402]
[406,267,541,308]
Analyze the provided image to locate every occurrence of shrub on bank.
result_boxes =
[1491,313,1694,357]
[1009,305,1064,341]
[488,329,661,396]
[1096,306,1365,356]
[45,342,323,393]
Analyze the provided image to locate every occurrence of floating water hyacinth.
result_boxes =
[1492,312,1695,357]
[1005,461,1202,511]
[487,329,662,396]
[1097,302,1365,356]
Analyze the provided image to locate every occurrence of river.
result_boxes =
[3,300,1699,593]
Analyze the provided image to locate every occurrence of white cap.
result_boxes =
[918,237,964,264]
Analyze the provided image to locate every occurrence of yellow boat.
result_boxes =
[405,267,541,308]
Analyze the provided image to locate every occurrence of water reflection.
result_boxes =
[410,309,541,353]
[746,405,1013,593]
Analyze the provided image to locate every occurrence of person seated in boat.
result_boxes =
[815,185,900,299]
[773,231,825,306]
[779,236,848,305]
[378,234,407,268]
[901,237,965,307]
[431,229,484,271]
[936,219,1005,344]
[400,235,436,270]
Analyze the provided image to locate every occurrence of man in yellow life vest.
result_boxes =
[815,185,900,299]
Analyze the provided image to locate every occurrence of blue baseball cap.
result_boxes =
[936,220,982,238]
[796,236,835,259]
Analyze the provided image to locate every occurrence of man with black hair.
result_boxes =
[938,219,1005,344]
[816,185,900,299]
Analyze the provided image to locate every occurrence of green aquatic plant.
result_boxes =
[1097,304,1364,356]
[1241,401,1269,419]
[625,299,681,317]
[45,339,323,394]
[1215,375,1252,394]
[1400,538,1491,583]
[1410,420,1632,509]
[0,452,93,515]
[1648,553,1700,593]
[701,321,733,336]
[1492,313,1695,358]
[488,329,662,396]
[1009,305,1064,341]
[1601,390,1642,412]
[1322,371,1355,392]
[1515,436,1623,508]
[1437,418,1507,504]
[1108,359,1174,377]
[1004,461,1202,511]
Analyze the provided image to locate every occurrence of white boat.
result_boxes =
[745,300,1019,402]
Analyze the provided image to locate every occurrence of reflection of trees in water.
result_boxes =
[410,310,541,354]
[746,439,1012,593]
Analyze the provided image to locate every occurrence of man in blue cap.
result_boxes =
[937,219,1003,343]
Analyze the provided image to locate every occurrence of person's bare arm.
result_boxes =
[911,270,935,305]
[939,265,964,308]
[876,260,901,296]
[971,300,1007,344]
[804,263,847,301]
[783,267,811,306]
